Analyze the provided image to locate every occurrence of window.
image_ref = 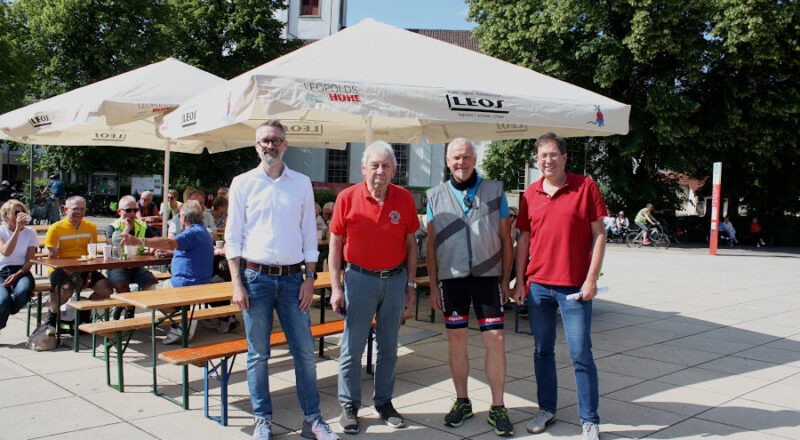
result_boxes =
[300,0,320,16]
[391,143,409,186]
[326,144,349,183]
[517,167,527,190]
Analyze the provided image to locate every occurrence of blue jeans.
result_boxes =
[0,267,34,330]
[338,267,406,409]
[527,282,599,424]
[241,269,320,421]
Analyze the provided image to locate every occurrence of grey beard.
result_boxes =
[258,149,281,166]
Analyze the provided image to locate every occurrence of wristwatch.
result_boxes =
[305,272,318,280]
[407,282,417,288]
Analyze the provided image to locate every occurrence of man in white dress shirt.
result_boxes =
[226,120,338,440]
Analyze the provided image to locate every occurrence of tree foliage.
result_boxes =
[3,0,298,190]
[469,0,800,218]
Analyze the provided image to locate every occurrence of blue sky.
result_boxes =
[346,0,475,30]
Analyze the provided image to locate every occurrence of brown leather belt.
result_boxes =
[347,262,404,279]
[245,261,303,276]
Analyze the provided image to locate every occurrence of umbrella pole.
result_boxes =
[161,142,171,238]
[365,116,373,146]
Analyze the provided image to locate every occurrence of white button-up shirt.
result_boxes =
[225,164,319,265]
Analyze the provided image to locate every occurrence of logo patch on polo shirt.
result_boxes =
[389,210,401,224]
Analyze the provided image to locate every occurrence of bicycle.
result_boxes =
[626,223,671,249]
[661,220,687,244]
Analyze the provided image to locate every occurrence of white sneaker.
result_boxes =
[202,318,221,330]
[162,321,196,345]
[162,326,182,345]
[581,422,599,440]
[526,410,555,434]
[301,417,339,440]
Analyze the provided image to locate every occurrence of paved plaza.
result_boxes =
[0,241,798,439]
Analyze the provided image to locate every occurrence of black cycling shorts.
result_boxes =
[439,275,504,331]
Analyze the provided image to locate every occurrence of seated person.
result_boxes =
[160,189,182,221]
[217,186,229,199]
[208,196,228,229]
[136,191,161,227]
[322,201,334,225]
[603,210,615,234]
[45,196,113,328]
[106,196,159,319]
[168,189,215,238]
[0,200,37,334]
[121,200,214,344]
[720,217,738,245]
[613,211,629,235]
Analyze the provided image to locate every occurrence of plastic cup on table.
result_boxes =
[103,245,113,260]
[125,245,139,257]
[87,243,97,258]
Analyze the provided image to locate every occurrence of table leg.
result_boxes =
[181,306,189,409]
[151,310,158,395]
[318,289,326,356]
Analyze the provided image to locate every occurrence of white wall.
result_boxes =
[277,0,346,41]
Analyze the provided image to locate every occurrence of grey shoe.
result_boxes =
[581,422,599,440]
[252,417,271,440]
[373,401,405,428]
[340,402,359,434]
[301,417,340,440]
[526,410,555,434]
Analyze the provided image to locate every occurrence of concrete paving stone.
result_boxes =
[657,366,771,396]
[778,371,800,387]
[131,406,268,439]
[590,331,664,353]
[733,345,800,368]
[605,379,733,416]
[664,334,756,355]
[696,355,800,382]
[697,397,800,439]
[0,396,121,440]
[0,356,36,380]
[43,422,159,439]
[80,388,187,420]
[647,417,790,439]
[595,353,686,380]
[48,362,154,396]
[624,342,723,366]
[559,397,688,439]
[0,374,74,408]
[762,335,800,353]
[397,363,463,393]
[701,326,785,346]
[740,382,800,410]
[399,394,526,439]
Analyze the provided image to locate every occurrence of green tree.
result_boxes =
[0,2,34,113]
[469,0,800,219]
[5,0,300,188]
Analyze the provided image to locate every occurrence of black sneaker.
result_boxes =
[124,307,135,319]
[444,398,473,427]
[339,402,359,434]
[373,401,405,428]
[111,307,123,320]
[488,406,514,437]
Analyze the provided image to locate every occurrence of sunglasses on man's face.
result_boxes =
[122,208,139,213]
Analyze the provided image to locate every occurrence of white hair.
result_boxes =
[447,137,477,156]
[361,140,397,169]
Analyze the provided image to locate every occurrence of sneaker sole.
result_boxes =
[372,408,405,428]
[444,411,473,427]
[488,416,514,436]
[341,424,360,434]
[526,417,555,434]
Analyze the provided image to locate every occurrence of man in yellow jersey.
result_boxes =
[44,196,113,327]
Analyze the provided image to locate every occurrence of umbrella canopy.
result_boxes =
[160,19,630,147]
[0,57,236,153]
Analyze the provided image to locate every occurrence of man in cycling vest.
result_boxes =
[634,204,659,245]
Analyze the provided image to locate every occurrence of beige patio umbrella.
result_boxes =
[160,19,630,147]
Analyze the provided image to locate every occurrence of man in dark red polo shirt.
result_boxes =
[513,132,607,440]
[329,141,418,434]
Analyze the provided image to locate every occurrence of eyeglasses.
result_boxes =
[463,195,473,208]
[122,208,139,213]
[535,152,563,161]
[509,214,517,219]
[13,210,22,216]
[168,196,174,199]
[258,138,284,146]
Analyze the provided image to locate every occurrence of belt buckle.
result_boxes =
[378,270,391,279]
[267,266,282,276]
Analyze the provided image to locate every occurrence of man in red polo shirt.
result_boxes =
[329,140,418,434]
[513,132,607,440]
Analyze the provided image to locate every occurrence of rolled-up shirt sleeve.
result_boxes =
[301,182,320,263]
[224,175,245,260]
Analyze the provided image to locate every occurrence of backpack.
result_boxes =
[26,323,58,351]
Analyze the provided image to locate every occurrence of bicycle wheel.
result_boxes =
[654,235,671,249]
[626,231,642,248]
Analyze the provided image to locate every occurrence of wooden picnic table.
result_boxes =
[37,254,172,350]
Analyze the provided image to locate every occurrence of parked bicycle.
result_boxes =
[626,223,671,249]
[661,220,687,244]
[607,226,629,244]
